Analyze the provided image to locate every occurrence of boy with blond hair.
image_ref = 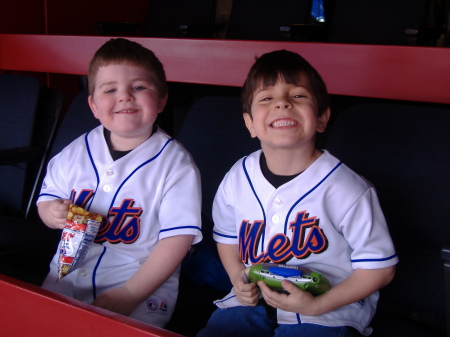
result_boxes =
[38,38,202,327]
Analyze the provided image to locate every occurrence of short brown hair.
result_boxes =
[241,50,329,116]
[88,38,168,98]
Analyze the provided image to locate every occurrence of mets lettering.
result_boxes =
[73,190,142,244]
[239,211,328,265]
[96,199,142,244]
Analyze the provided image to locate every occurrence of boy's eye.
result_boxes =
[133,86,145,91]
[105,89,116,94]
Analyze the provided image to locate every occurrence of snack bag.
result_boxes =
[57,204,103,280]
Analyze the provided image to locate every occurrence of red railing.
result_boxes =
[1,34,450,104]
[0,274,183,337]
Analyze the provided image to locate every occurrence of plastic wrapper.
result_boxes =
[57,204,103,280]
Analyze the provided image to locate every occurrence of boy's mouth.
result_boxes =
[270,119,298,128]
[115,109,141,114]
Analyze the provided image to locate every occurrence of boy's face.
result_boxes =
[88,63,167,146]
[243,78,329,152]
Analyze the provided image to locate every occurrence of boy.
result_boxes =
[198,50,397,336]
[37,38,202,328]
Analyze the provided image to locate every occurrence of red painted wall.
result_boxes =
[45,0,150,35]
[0,0,44,34]
[0,0,150,35]
[0,0,151,104]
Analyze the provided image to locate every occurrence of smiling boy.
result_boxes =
[198,50,398,337]
[88,63,166,149]
[37,38,202,327]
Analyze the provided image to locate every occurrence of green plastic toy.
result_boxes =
[247,263,331,296]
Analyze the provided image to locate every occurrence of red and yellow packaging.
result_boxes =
[57,204,103,280]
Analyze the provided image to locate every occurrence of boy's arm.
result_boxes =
[217,243,259,306]
[37,199,71,229]
[259,266,396,316]
[92,234,193,316]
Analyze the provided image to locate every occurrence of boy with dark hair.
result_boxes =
[38,38,202,327]
[198,50,397,336]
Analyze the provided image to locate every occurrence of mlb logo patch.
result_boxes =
[159,301,168,312]
[146,299,159,311]
[146,297,169,313]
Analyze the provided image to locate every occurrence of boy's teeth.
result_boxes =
[119,109,140,113]
[272,120,296,127]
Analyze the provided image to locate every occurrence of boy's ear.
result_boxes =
[158,94,168,113]
[317,108,330,133]
[88,95,99,119]
[243,112,257,138]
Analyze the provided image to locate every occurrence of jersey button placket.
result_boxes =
[267,196,283,236]
[272,214,280,224]
[103,168,114,192]
[272,196,283,223]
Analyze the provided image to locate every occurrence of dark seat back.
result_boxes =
[166,96,260,336]
[178,96,260,235]
[0,74,63,285]
[0,89,99,286]
[325,103,450,336]
[0,74,41,218]
[48,88,100,160]
[177,97,260,291]
[0,74,63,219]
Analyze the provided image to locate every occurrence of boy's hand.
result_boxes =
[38,199,71,229]
[259,267,396,316]
[232,268,259,306]
[216,244,260,306]
[258,280,317,316]
[92,285,140,316]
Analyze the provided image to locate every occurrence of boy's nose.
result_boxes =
[118,90,134,101]
[275,99,291,109]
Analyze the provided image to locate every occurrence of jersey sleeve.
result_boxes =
[212,170,240,245]
[340,186,399,270]
[158,157,202,244]
[37,147,72,203]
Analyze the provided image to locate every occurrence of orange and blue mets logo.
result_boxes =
[239,211,328,265]
[72,190,142,244]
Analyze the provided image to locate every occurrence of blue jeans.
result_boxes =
[197,304,361,337]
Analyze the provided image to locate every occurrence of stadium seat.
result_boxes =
[0,88,97,286]
[167,96,260,336]
[0,73,63,219]
[325,102,450,336]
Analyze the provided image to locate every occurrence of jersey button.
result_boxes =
[272,215,280,224]
[103,184,112,192]
[80,270,88,277]
[106,169,114,176]
[274,198,282,205]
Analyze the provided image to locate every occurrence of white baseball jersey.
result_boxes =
[38,125,202,327]
[212,150,398,336]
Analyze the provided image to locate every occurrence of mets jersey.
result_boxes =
[212,150,398,336]
[38,125,202,326]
